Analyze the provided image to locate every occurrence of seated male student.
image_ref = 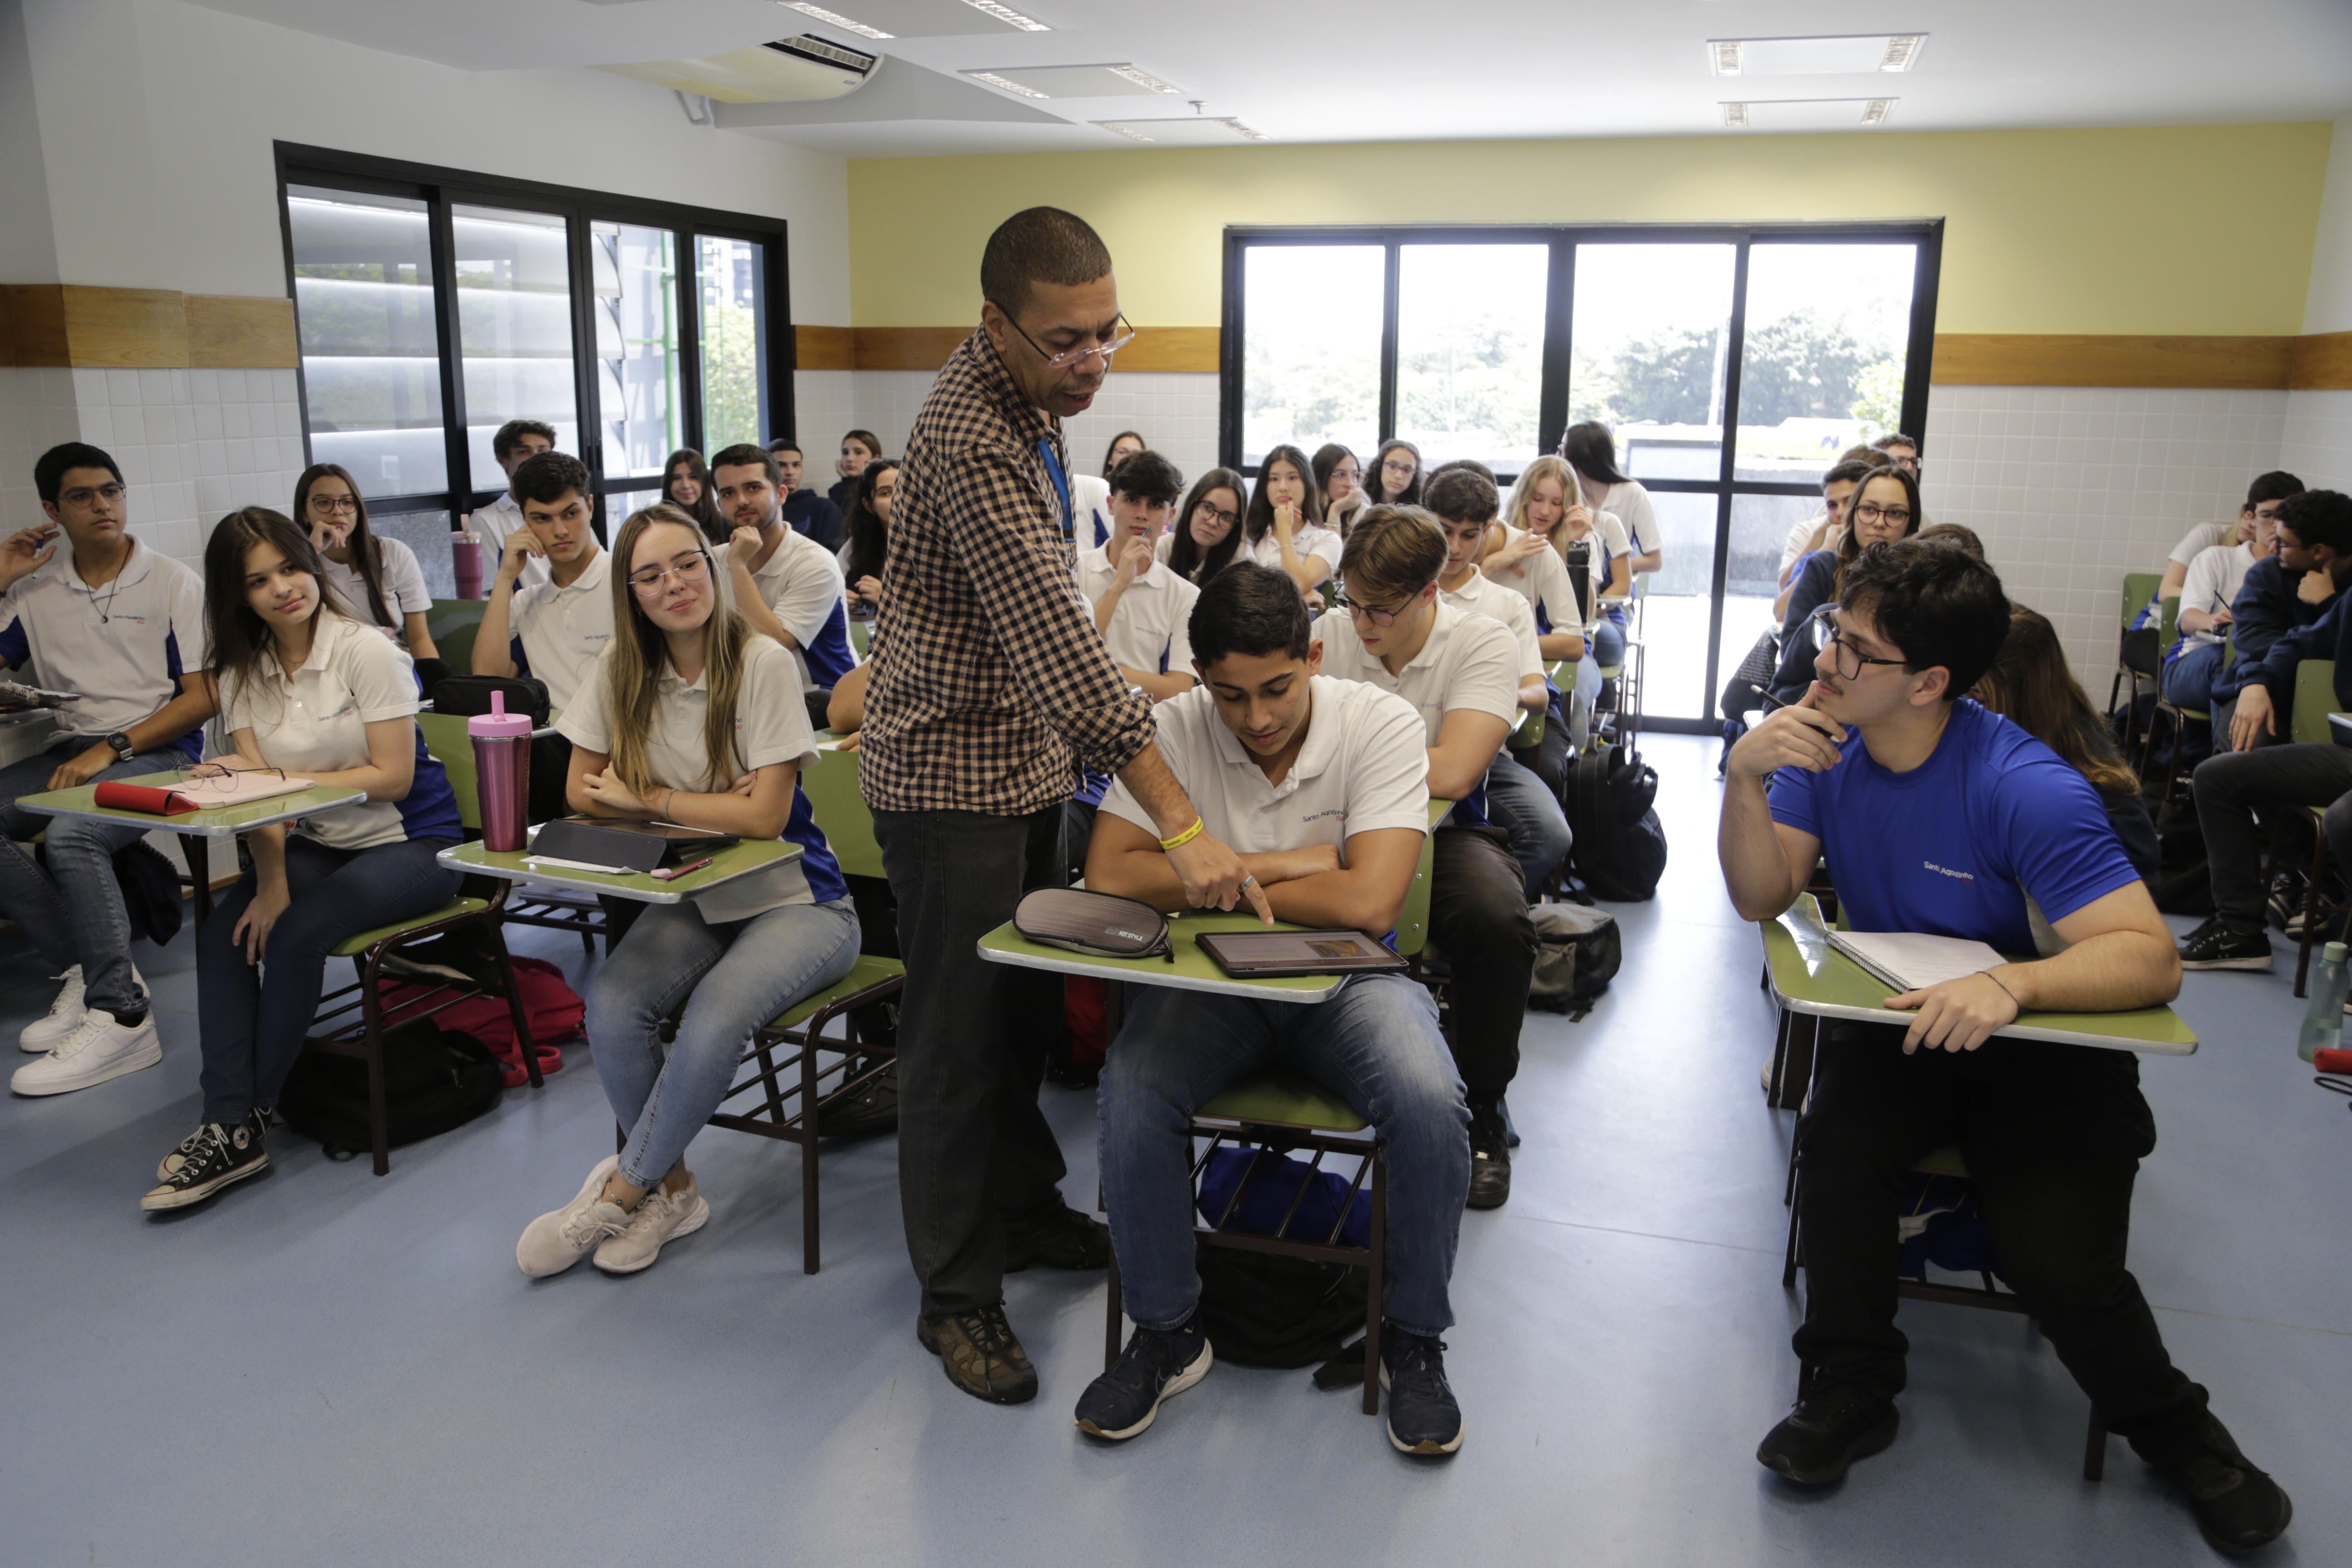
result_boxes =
[710,443,857,693]
[466,419,557,588]
[765,437,846,552]
[1077,563,1471,1455]
[1314,506,1536,1210]
[2208,473,2317,738]
[2181,490,2352,971]
[4,443,216,1098]
[1425,468,1572,900]
[1062,449,1198,877]
[1721,541,2289,1555]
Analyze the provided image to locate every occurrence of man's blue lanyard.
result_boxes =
[1037,437,1074,541]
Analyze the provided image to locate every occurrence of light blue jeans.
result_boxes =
[1098,973,1470,1340]
[1484,751,1572,899]
[586,897,860,1189]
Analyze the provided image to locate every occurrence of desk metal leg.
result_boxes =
[178,834,212,926]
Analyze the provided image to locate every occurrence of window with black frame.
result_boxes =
[1221,223,1940,732]
[278,145,789,593]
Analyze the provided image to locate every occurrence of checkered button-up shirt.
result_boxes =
[859,328,1156,815]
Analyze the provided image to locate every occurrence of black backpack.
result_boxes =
[1528,902,1621,1019]
[1194,1244,1367,1370]
[432,673,552,728]
[277,1022,503,1161]
[1563,743,1669,901]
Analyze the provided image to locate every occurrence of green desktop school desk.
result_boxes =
[439,831,804,906]
[18,773,370,839]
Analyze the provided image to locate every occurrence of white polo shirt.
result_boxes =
[1778,509,1832,584]
[1313,600,1520,827]
[218,612,463,851]
[1439,570,1542,681]
[1246,520,1343,579]
[714,526,854,691]
[1072,472,1113,547]
[1099,676,1429,860]
[508,551,615,711]
[469,492,549,588]
[1483,528,1587,643]
[0,539,206,758]
[1075,544,1201,679]
[321,536,432,634]
[557,634,839,922]
[1597,480,1658,558]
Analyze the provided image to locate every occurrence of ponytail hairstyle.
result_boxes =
[1559,421,1630,489]
[292,463,392,630]
[1244,443,1324,548]
[1168,467,1250,584]
[203,506,355,720]
[602,503,755,798]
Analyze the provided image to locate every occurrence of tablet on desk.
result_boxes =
[1194,929,1407,979]
[529,817,739,873]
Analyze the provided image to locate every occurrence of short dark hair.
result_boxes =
[981,206,1113,320]
[514,451,591,507]
[1189,562,1312,667]
[2248,470,2305,509]
[1824,457,1878,489]
[711,443,781,486]
[1915,521,1986,560]
[764,436,802,459]
[1873,432,1920,454]
[492,420,558,461]
[1425,457,1498,489]
[1835,539,2011,702]
[2277,490,2352,557]
[35,442,122,505]
[1423,467,1499,526]
[843,429,881,457]
[1109,450,1183,508]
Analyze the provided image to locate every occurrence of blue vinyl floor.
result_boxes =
[1,734,2344,1567]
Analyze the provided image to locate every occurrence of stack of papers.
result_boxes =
[1827,930,2006,993]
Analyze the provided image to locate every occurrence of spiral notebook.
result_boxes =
[1825,930,2006,993]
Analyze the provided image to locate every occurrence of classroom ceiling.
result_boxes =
[195,0,2352,158]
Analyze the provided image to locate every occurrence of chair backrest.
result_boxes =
[414,711,482,832]
[428,598,487,671]
[2290,660,2340,747]
[1393,800,1447,958]
[849,617,871,658]
[2120,572,2162,632]
[799,739,882,879]
[2158,594,2180,652]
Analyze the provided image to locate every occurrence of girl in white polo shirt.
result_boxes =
[1480,454,1609,716]
[1159,469,1249,585]
[1241,444,1342,594]
[294,465,441,673]
[144,507,467,1211]
[517,503,858,1279]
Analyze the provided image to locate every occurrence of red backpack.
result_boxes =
[378,955,582,1088]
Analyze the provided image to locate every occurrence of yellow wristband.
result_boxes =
[1159,817,1205,852]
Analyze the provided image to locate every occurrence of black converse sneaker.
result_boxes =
[2177,917,2274,971]
[142,1122,269,1211]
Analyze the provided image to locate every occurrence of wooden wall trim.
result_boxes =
[1930,333,2308,390]
[792,324,855,372]
[2289,331,2352,391]
[0,284,296,368]
[184,295,298,370]
[792,323,1226,374]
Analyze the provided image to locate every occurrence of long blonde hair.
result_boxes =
[602,504,754,797]
[1505,456,1583,562]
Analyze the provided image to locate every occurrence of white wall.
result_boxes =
[2284,116,2352,497]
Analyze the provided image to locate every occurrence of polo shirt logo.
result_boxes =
[1923,860,1975,883]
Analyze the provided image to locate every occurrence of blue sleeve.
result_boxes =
[510,635,529,676]
[2253,592,2347,706]
[1767,761,1823,838]
[1765,554,1836,704]
[0,614,27,670]
[2220,562,2287,695]
[1990,758,2143,925]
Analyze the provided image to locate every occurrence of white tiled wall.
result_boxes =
[2282,389,2352,495]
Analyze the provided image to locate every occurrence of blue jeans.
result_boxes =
[1098,973,1470,1340]
[1484,750,1571,899]
[0,739,198,1017]
[586,897,860,1189]
[1590,615,1626,671]
[2161,641,2227,713]
[197,834,462,1123]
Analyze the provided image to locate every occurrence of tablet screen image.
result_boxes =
[1194,930,1408,979]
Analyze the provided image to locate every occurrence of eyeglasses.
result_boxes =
[1852,502,1912,527]
[1193,501,1240,528]
[997,309,1137,369]
[307,495,358,514]
[1340,593,1411,627]
[627,553,712,595]
[181,763,286,792]
[1380,459,1416,476]
[58,482,125,507]
[1807,605,1911,681]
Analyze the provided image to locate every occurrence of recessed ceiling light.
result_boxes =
[965,70,1048,98]
[1720,97,1899,129]
[1862,97,1894,123]
[1098,122,1156,142]
[1710,40,1743,76]
[1225,120,1267,140]
[779,1,892,39]
[960,0,1050,30]
[1092,116,1264,144]
[1878,35,1924,71]
[1106,64,1179,94]
[1720,102,1748,126]
[1708,34,1927,77]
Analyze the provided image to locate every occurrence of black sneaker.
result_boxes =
[1074,1316,1213,1441]
[1379,1328,1465,1455]
[1004,1202,1110,1272]
[141,1121,268,1211]
[2161,1415,2292,1556]
[1467,1103,1511,1210]
[816,1057,898,1139]
[916,1303,1039,1405]
[2265,872,2308,933]
[1756,1382,1899,1485]
[2178,918,2274,971]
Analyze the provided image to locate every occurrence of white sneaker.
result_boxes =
[515,1155,627,1278]
[11,1009,162,1096]
[20,964,147,1053]
[593,1176,710,1274]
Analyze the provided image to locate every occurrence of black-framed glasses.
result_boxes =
[1193,500,1240,529]
[58,481,125,507]
[627,552,712,595]
[1807,605,1911,681]
[996,309,1136,369]
[307,494,359,514]
[1852,501,1913,527]
[1340,593,1410,627]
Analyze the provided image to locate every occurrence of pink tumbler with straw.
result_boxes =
[469,691,533,852]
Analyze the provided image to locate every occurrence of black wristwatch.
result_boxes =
[105,732,134,764]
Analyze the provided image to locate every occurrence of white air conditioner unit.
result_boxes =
[601,35,879,104]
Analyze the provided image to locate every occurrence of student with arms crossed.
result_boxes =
[709,443,858,694]
[1076,563,1471,1455]
[1719,540,2287,1554]
[144,508,465,1209]
[466,419,555,588]
[1314,507,1535,1209]
[4,444,216,1097]
[765,438,845,552]
[518,504,858,1276]
[294,464,441,675]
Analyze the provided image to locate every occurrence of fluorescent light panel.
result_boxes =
[1106,64,1179,93]
[780,1,893,39]
[1091,116,1264,144]
[1709,34,1926,77]
[965,70,1047,98]
[960,0,1049,29]
[1719,97,1899,128]
[963,63,1183,98]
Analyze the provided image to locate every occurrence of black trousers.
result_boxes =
[1509,719,1572,803]
[1794,1021,2208,1463]
[872,806,1072,1318]
[1428,824,1537,1107]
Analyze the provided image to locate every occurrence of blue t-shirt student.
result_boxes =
[1768,699,2142,956]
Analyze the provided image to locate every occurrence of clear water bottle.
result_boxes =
[2297,941,2349,1063]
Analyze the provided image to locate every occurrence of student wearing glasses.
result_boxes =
[1159,469,1249,585]
[144,508,463,1210]
[517,503,858,1277]
[294,464,442,672]
[708,443,858,696]
[1313,507,1536,1210]
[1,444,215,1100]
[1765,465,1922,709]
[1720,541,2287,1555]
[1367,439,1424,509]
[1241,445,1342,594]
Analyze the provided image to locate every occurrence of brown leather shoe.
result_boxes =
[917,1304,1039,1404]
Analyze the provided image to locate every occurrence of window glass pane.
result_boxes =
[368,507,456,602]
[593,222,681,480]
[1396,245,1547,475]
[453,205,578,493]
[698,236,768,452]
[1621,490,1721,722]
[287,186,446,498]
[1568,244,1736,480]
[1241,245,1383,468]
[1735,244,1916,479]
[1720,490,1826,712]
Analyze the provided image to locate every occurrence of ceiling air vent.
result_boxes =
[602,34,876,103]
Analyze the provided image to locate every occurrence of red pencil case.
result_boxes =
[93,781,200,816]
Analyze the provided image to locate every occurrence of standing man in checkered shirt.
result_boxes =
[861,207,1268,1407]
